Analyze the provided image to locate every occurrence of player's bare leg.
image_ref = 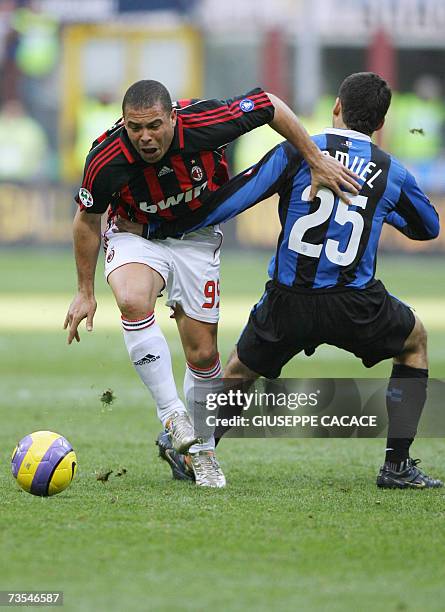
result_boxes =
[108,262,162,319]
[108,263,201,453]
[166,305,226,488]
[174,304,219,371]
[224,348,260,380]
[394,314,428,369]
[204,348,261,447]
[377,314,442,489]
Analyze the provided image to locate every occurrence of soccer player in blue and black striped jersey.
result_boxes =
[231,73,441,489]
[125,72,441,488]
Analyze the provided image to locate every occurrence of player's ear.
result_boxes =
[333,97,341,117]
[170,107,177,127]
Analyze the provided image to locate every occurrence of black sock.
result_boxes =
[385,364,428,467]
[385,437,413,470]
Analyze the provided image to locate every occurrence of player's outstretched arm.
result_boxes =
[64,209,101,344]
[266,93,361,204]
[113,143,294,240]
[385,170,440,241]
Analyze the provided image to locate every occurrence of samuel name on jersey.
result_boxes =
[330,149,382,189]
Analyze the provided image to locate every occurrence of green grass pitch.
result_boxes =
[1,249,445,611]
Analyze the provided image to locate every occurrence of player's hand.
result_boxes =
[309,154,361,204]
[64,293,97,344]
[112,215,144,237]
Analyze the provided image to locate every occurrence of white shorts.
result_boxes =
[103,226,223,323]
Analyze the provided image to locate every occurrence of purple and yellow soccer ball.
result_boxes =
[11,431,77,497]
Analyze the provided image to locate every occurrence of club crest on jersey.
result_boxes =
[106,247,115,263]
[191,165,203,182]
[79,187,93,208]
[239,98,255,113]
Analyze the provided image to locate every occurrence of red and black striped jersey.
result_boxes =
[75,88,274,224]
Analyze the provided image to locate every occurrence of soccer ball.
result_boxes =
[11,431,77,497]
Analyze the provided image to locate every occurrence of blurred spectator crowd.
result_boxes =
[0,1,57,181]
[0,0,445,188]
[0,0,121,184]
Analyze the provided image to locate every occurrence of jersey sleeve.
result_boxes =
[179,88,275,151]
[385,170,440,240]
[75,152,114,215]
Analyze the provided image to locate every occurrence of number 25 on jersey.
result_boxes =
[288,186,368,267]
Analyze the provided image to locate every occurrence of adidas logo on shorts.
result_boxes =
[134,353,160,365]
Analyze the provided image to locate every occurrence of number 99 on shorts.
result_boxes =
[202,280,220,309]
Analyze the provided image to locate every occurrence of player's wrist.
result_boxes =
[77,287,95,300]
[305,148,325,169]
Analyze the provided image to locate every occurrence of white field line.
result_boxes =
[0,294,444,331]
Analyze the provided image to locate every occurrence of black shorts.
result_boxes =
[237,279,416,379]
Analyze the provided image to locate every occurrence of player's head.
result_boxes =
[333,72,392,136]
[122,80,177,163]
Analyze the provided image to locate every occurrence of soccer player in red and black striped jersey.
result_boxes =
[64,80,359,487]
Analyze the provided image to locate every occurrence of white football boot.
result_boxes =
[166,412,202,454]
[189,451,226,488]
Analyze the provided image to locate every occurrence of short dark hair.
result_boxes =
[338,72,392,136]
[122,80,172,115]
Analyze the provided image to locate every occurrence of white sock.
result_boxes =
[184,356,222,453]
[122,312,186,426]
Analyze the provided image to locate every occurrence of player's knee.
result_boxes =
[396,317,428,366]
[117,294,153,320]
[406,318,428,354]
[417,321,428,353]
[186,345,218,369]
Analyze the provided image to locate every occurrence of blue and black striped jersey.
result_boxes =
[158,128,439,290]
[269,128,439,289]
